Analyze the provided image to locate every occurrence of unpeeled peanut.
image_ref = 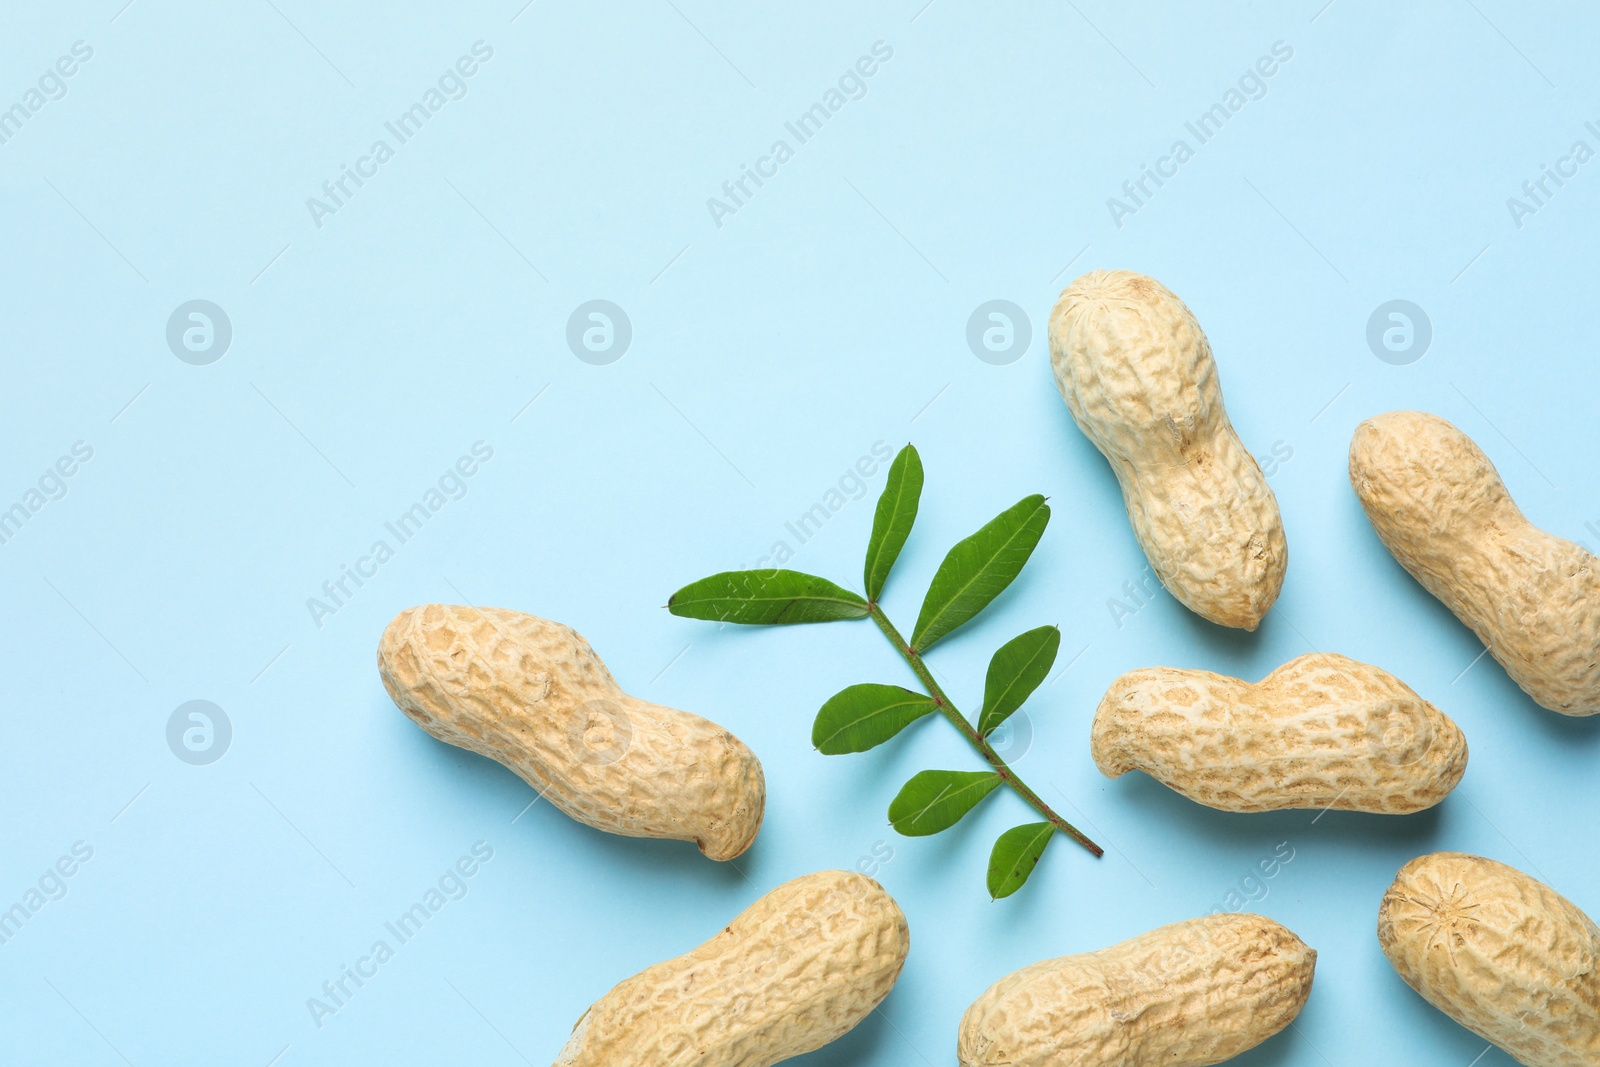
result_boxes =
[1379,852,1600,1066]
[554,870,909,1066]
[1091,652,1468,814]
[1050,270,1287,630]
[378,604,764,860]
[958,912,1315,1066]
[1350,410,1600,715]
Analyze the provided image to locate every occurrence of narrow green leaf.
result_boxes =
[668,570,870,625]
[888,770,1003,837]
[987,822,1055,899]
[979,626,1062,736]
[911,495,1051,652]
[864,445,924,601]
[813,684,937,755]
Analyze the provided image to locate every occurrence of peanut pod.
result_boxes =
[1350,410,1600,715]
[959,912,1315,1066]
[555,870,909,1066]
[1091,653,1468,814]
[1379,852,1600,1066]
[1050,269,1287,630]
[378,604,764,860]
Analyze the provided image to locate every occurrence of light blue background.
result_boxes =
[2,1,1597,1063]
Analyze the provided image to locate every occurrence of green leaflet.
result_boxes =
[911,495,1050,652]
[813,684,937,755]
[888,770,1003,837]
[978,626,1061,736]
[988,822,1055,899]
[863,445,923,601]
[667,570,870,625]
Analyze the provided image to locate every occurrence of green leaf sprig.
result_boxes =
[668,444,1102,898]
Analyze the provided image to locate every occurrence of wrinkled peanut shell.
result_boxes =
[379,604,764,860]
